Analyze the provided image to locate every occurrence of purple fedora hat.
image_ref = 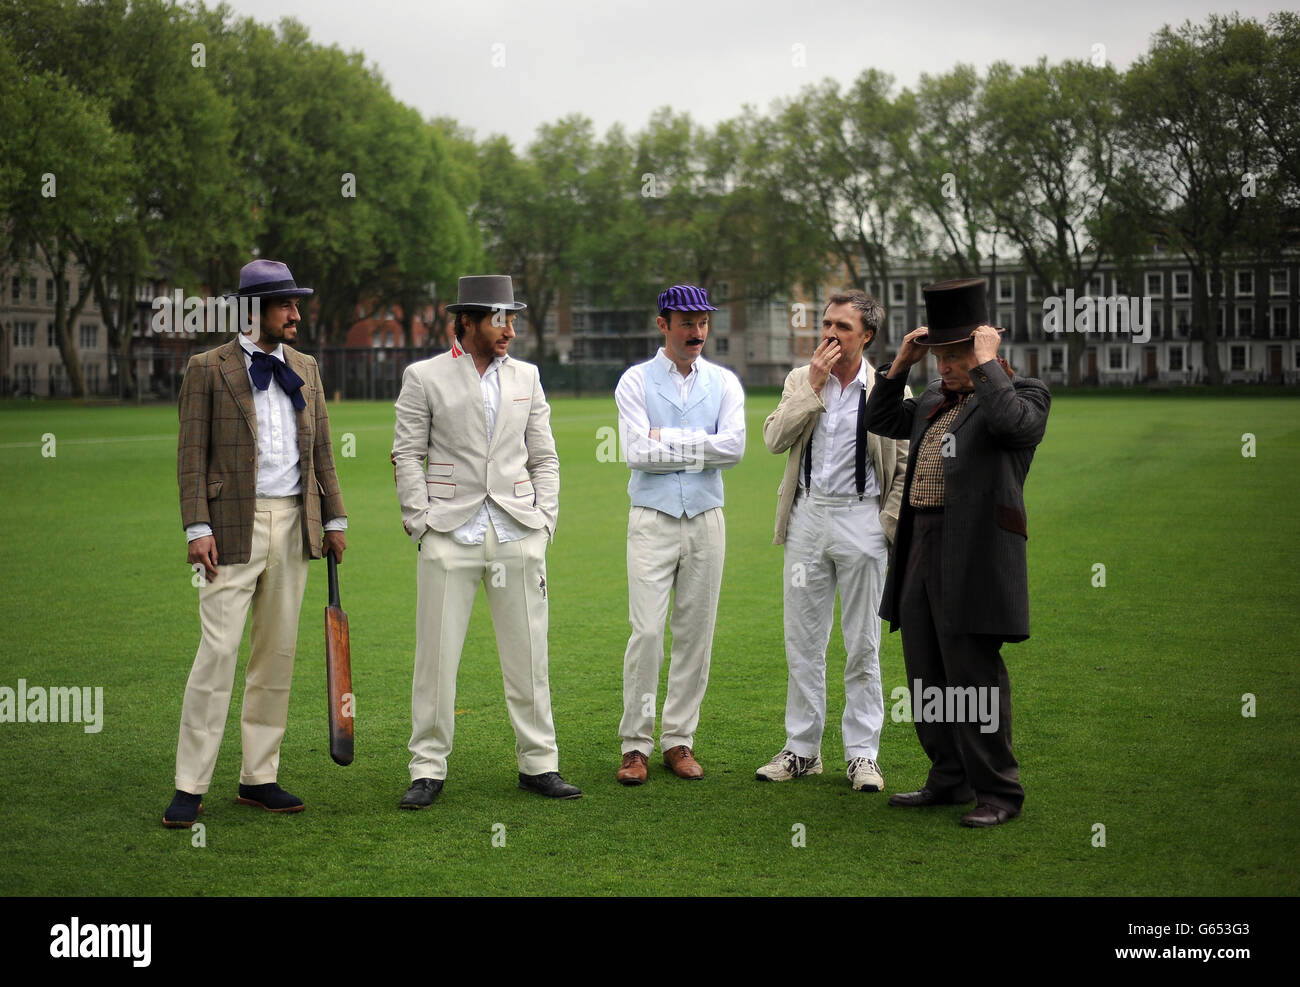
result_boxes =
[228,259,314,299]
[657,284,717,313]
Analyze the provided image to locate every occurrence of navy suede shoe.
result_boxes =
[236,783,304,813]
[162,790,203,829]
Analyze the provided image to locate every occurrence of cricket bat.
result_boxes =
[324,549,354,766]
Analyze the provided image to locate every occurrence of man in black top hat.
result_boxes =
[864,277,1050,827]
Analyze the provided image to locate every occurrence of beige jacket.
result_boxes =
[392,349,559,544]
[764,362,909,546]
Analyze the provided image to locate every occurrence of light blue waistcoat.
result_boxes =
[628,358,726,518]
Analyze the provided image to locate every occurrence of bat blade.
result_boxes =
[325,551,354,766]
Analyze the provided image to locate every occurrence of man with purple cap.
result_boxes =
[613,284,745,785]
[163,259,347,828]
[864,277,1050,827]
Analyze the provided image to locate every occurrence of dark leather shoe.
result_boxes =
[399,777,444,810]
[961,803,1021,828]
[236,783,304,813]
[617,751,648,786]
[518,771,582,799]
[663,745,704,779]
[162,789,203,828]
[888,787,975,808]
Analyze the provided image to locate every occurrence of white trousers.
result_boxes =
[619,506,726,756]
[408,524,559,780]
[782,494,888,761]
[175,497,309,794]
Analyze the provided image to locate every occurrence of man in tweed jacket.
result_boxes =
[864,277,1049,828]
[163,260,347,828]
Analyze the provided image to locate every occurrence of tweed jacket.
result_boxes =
[764,362,910,546]
[391,349,559,545]
[177,337,346,565]
[864,359,1050,642]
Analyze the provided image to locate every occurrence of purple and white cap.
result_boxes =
[657,284,717,314]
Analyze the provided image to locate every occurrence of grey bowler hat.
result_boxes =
[445,275,527,313]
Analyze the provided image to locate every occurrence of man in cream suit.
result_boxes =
[164,259,347,828]
[392,275,579,807]
[756,290,908,791]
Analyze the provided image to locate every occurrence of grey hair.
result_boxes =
[825,290,884,338]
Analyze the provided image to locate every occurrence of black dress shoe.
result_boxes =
[162,790,203,828]
[399,777,444,810]
[961,803,1021,827]
[236,783,304,813]
[888,787,975,808]
[518,771,582,799]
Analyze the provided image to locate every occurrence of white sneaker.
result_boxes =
[847,757,884,792]
[755,750,823,782]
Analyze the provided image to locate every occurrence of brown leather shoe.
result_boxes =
[889,787,975,808]
[960,803,1021,828]
[663,745,703,780]
[617,750,648,785]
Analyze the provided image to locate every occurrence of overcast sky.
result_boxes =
[217,0,1284,149]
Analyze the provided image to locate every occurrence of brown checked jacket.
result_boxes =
[177,337,346,565]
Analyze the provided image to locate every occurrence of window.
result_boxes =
[14,321,36,346]
[1237,270,1254,296]
[1108,347,1125,370]
[570,312,585,331]
[45,279,53,303]
[1207,270,1223,297]
[10,277,19,302]
[1169,347,1184,372]
[997,310,1014,334]
[79,324,98,349]
[1229,346,1246,371]
[712,308,731,332]
[713,337,729,355]
[1173,272,1190,298]
[78,279,88,301]
[997,277,1014,302]
[1150,308,1162,336]
[890,281,905,304]
[714,281,730,302]
[1049,347,1064,371]
[1145,272,1162,298]
[1237,307,1254,335]
[1271,306,1289,337]
[386,332,395,346]
[47,322,56,347]
[1114,276,1128,295]
[1026,277,1040,301]
[1174,307,1191,337]
[1270,269,1288,296]
[1089,274,1103,297]
[888,310,905,341]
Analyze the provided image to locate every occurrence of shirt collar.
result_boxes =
[655,347,698,380]
[239,334,284,363]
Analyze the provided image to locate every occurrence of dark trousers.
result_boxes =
[898,512,1023,812]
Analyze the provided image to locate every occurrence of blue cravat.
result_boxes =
[248,350,306,410]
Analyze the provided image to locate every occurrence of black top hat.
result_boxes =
[445,275,527,313]
[920,278,1004,346]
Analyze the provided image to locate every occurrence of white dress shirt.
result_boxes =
[616,349,746,474]
[808,358,879,498]
[185,335,346,543]
[450,355,533,546]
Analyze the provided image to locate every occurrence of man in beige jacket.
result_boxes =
[756,291,909,791]
[392,275,579,808]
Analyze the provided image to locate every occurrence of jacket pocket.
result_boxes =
[995,503,1027,538]
[428,481,455,499]
[207,480,224,499]
[514,479,535,499]
[427,462,454,478]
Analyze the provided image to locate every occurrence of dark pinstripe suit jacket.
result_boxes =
[177,338,346,565]
[864,359,1050,643]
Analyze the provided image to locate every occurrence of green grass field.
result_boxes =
[0,392,1297,896]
